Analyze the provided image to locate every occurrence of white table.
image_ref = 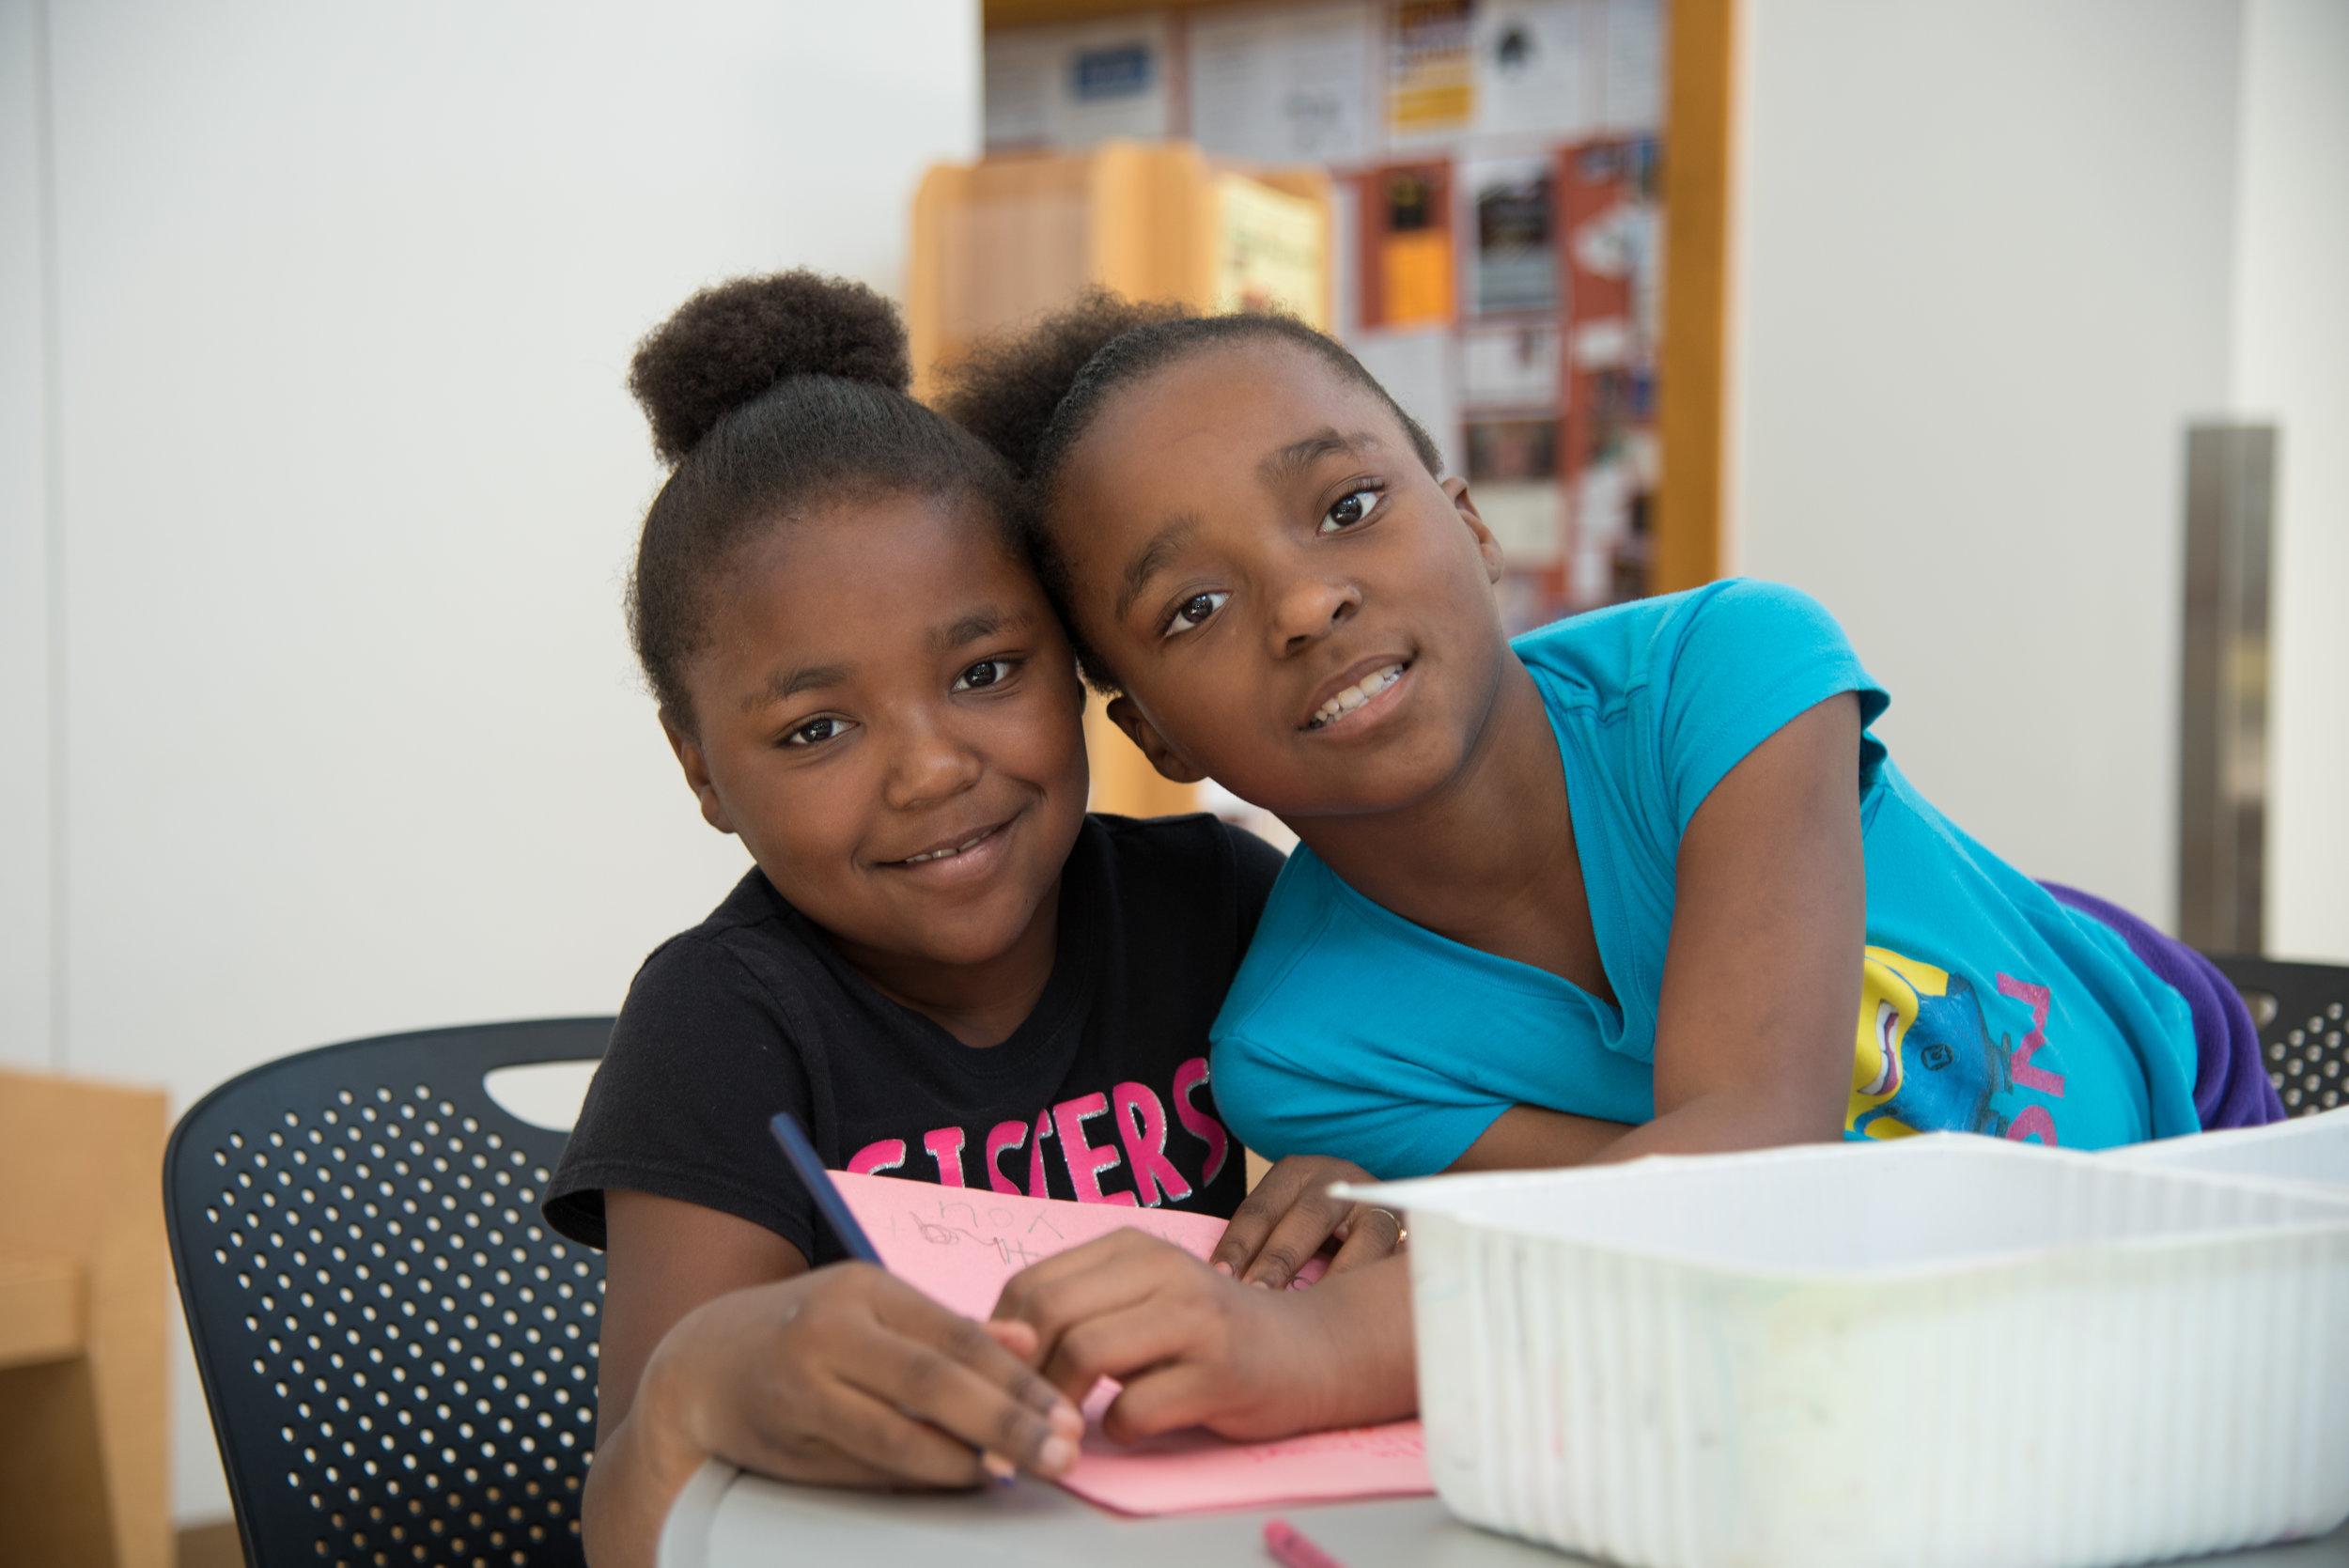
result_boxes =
[661,1462,2349,1568]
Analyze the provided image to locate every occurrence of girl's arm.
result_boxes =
[583,1193,792,1567]
[1455,692,1866,1170]
[584,1190,1082,1568]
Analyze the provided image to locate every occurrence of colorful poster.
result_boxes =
[1216,176,1328,326]
[1462,154,1558,315]
[1361,165,1455,328]
[1388,0,1477,142]
[1189,2,1378,166]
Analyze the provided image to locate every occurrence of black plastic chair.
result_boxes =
[2207,955,2349,1117]
[164,1018,613,1568]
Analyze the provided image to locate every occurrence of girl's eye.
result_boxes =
[1162,590,1229,639]
[785,716,852,748]
[952,658,1017,692]
[1320,488,1384,534]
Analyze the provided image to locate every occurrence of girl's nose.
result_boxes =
[881,721,983,813]
[1270,574,1361,659]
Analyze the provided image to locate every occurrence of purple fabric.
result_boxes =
[2039,881,2285,1130]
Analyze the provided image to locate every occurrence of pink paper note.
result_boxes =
[834,1171,1431,1515]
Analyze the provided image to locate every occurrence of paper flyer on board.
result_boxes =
[1387,0,1476,143]
[1216,176,1329,325]
[1471,0,1596,141]
[1462,154,1559,315]
[1188,1,1378,165]
[983,16,1174,151]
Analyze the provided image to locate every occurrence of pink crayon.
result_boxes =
[1263,1517,1347,1568]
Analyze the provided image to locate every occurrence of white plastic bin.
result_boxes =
[2110,1106,2349,1190]
[1340,1136,2349,1568]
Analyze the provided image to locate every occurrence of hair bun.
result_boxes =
[629,272,911,465]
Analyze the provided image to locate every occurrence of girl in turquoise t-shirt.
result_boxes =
[938,297,2283,1449]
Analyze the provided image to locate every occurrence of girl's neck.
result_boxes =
[1292,657,1574,942]
[826,884,1063,1048]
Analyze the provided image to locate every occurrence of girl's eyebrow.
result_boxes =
[1258,427,1381,484]
[1115,516,1199,623]
[930,605,1034,653]
[745,609,1035,712]
[747,660,850,711]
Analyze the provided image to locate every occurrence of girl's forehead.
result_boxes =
[1073,338,1400,474]
[727,495,1037,620]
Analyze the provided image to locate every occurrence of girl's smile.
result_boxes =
[875,811,1019,886]
[1299,655,1414,735]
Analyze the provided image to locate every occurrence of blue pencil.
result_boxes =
[768,1111,882,1264]
[766,1111,1019,1484]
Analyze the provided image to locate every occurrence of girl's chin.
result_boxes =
[910,902,1054,969]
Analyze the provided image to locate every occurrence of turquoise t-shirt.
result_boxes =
[1209,580,2203,1179]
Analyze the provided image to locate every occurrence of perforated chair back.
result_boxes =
[2208,955,2349,1117]
[164,1018,613,1568]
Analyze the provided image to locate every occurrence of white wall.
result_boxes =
[1729,0,2247,925]
[1,0,53,1071]
[2232,0,2349,961]
[10,0,977,1524]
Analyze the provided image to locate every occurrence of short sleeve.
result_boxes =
[542,934,817,1261]
[1210,1027,1509,1180]
[1653,580,1890,835]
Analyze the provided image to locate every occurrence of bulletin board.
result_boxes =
[971,0,1735,618]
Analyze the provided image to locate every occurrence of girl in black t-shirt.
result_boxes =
[555,274,1400,1568]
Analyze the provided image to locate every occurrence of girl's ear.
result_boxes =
[1106,695,1209,784]
[660,711,738,836]
[1443,476,1505,583]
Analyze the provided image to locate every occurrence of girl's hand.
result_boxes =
[1208,1154,1399,1288]
[640,1262,1085,1491]
[992,1232,1417,1444]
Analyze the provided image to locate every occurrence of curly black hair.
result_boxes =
[626,272,1016,725]
[936,291,1443,691]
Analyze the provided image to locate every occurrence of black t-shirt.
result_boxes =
[545,814,1285,1265]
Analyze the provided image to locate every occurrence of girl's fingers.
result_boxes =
[863,1295,1084,1472]
[735,1435,904,1492]
[994,1232,1175,1348]
[815,1377,1009,1489]
[1237,1189,1347,1290]
[877,1287,1075,1423]
[1327,1203,1404,1276]
[1034,1300,1196,1404]
[980,1316,1040,1361]
[1100,1361,1226,1445]
[1206,1174,1296,1276]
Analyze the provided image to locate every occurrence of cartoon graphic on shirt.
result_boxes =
[1848,947,2013,1139]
